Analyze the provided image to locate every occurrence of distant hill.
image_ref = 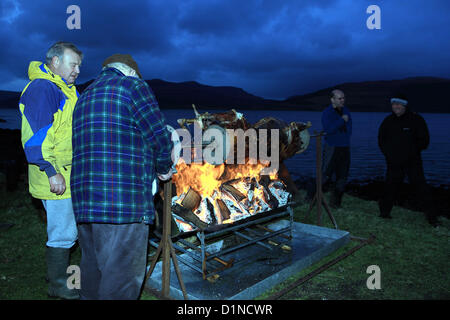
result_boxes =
[1,76,450,113]
[0,90,21,111]
[283,77,450,113]
[76,79,275,110]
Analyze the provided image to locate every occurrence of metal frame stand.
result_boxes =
[150,205,294,280]
[307,132,338,229]
[145,180,188,299]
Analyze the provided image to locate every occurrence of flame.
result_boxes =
[173,158,278,197]
[172,158,287,232]
[173,159,225,197]
[173,159,278,198]
[221,163,278,182]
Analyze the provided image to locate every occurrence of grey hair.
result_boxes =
[45,41,83,66]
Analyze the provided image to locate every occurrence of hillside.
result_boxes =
[284,77,450,113]
[76,79,271,109]
[0,90,21,110]
[2,76,450,113]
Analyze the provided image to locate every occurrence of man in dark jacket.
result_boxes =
[321,89,352,208]
[378,94,437,226]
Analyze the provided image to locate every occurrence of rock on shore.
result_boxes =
[0,129,26,192]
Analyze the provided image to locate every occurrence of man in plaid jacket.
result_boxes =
[71,54,174,299]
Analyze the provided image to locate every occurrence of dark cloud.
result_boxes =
[0,0,449,99]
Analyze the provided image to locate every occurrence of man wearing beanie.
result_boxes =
[71,54,174,299]
[378,93,438,226]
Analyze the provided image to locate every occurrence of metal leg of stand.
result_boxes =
[307,132,338,229]
[198,231,207,279]
[288,206,294,239]
[145,179,188,299]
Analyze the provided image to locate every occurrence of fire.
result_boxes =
[173,159,225,197]
[173,159,278,198]
[220,163,278,182]
[168,108,310,233]
[171,158,288,232]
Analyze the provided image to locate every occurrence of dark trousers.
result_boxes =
[322,144,351,194]
[306,144,350,206]
[77,222,149,300]
[379,157,434,218]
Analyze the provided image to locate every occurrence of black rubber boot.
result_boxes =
[329,190,343,209]
[46,247,79,300]
[426,211,440,227]
[378,201,392,219]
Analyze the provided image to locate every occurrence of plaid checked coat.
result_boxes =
[71,68,173,224]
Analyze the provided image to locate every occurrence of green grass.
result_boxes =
[1,176,449,300]
[258,191,450,300]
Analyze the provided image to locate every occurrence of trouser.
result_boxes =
[379,157,434,218]
[41,198,78,248]
[77,222,149,300]
[322,144,350,194]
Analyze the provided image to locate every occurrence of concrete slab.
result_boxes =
[145,220,350,300]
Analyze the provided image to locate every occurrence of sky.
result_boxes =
[1,0,450,99]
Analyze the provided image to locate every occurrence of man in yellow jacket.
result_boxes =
[19,42,83,299]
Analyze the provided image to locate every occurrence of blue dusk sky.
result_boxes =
[0,0,449,99]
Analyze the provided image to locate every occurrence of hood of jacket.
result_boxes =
[27,61,78,100]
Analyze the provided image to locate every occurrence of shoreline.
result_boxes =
[294,175,450,219]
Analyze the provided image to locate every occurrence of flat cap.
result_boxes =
[102,53,142,78]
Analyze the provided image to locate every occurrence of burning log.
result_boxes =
[216,198,231,221]
[220,188,250,217]
[220,184,246,202]
[248,177,257,192]
[181,187,202,211]
[259,175,279,209]
[172,203,208,230]
[206,198,217,225]
[262,187,279,209]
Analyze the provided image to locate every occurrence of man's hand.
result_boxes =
[157,170,173,182]
[342,115,349,122]
[49,173,66,195]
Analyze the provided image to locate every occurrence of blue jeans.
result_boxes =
[41,198,78,249]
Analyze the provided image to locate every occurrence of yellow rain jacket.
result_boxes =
[19,61,79,199]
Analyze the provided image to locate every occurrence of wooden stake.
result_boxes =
[161,180,172,296]
[306,132,338,229]
[145,179,188,300]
